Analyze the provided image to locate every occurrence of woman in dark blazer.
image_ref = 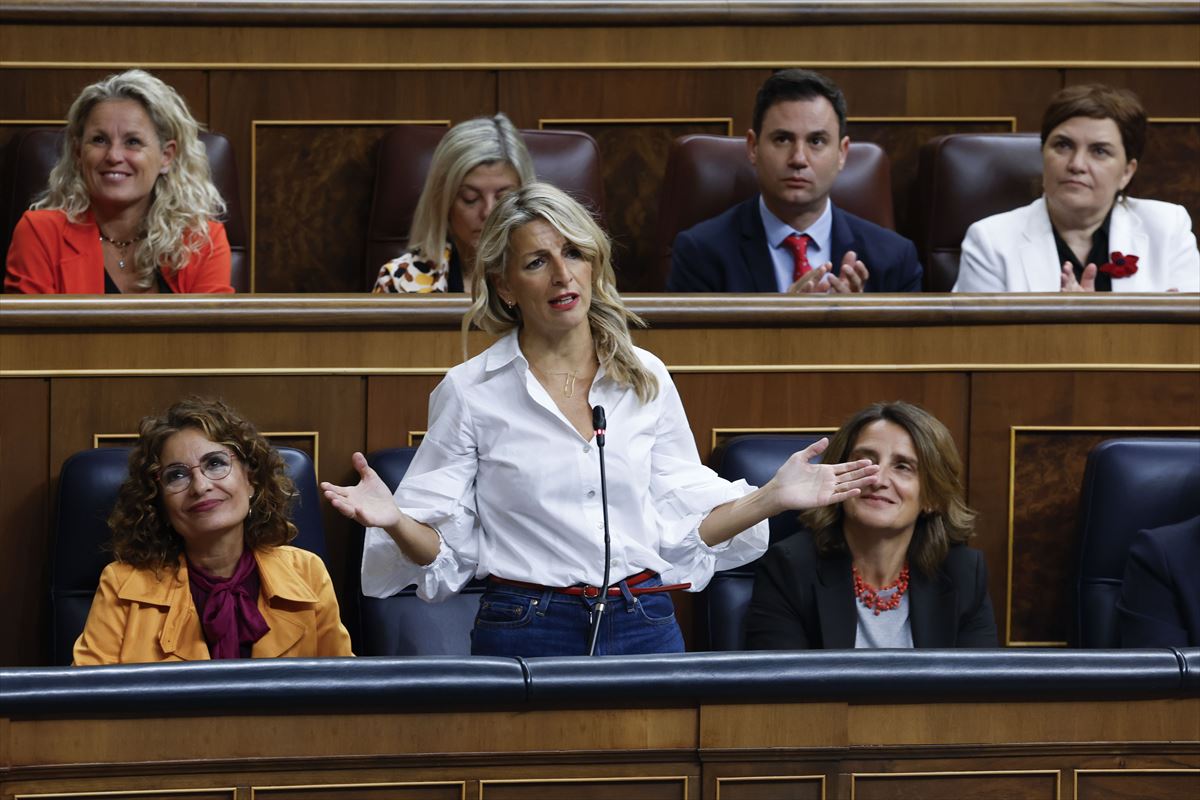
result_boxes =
[746,401,997,649]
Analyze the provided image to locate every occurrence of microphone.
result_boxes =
[587,405,611,656]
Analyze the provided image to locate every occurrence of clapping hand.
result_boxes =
[1060,261,1097,292]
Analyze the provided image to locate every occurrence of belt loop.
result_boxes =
[618,579,637,609]
[537,587,552,616]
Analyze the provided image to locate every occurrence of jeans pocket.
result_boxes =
[475,592,536,629]
[632,592,678,625]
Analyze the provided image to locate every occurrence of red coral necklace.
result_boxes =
[852,562,910,615]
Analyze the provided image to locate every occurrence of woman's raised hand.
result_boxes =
[320,452,404,529]
[767,437,879,511]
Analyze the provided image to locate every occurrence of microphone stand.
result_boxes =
[587,405,611,656]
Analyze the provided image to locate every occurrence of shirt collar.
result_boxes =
[759,195,833,252]
[483,328,525,373]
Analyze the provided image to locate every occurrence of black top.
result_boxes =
[104,269,174,294]
[1051,207,1113,291]
[745,532,998,649]
[446,245,465,293]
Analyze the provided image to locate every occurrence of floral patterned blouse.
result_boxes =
[372,243,464,293]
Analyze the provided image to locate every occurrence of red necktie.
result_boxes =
[783,233,813,282]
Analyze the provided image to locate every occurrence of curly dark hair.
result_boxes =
[107,397,296,570]
[801,401,977,578]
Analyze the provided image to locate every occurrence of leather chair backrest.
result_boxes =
[655,135,894,291]
[915,133,1043,291]
[363,125,606,289]
[1074,437,1200,648]
[51,445,327,665]
[2,127,249,292]
[357,447,485,656]
[705,434,823,650]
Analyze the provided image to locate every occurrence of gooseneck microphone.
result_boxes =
[587,405,611,656]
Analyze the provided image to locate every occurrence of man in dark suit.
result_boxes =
[667,69,922,293]
[1117,515,1200,648]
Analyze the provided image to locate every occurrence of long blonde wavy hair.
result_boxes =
[409,113,536,261]
[464,182,659,404]
[33,69,225,290]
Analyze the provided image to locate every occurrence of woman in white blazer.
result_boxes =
[955,85,1199,293]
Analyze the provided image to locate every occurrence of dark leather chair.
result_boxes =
[51,445,327,665]
[914,133,1043,291]
[356,447,485,656]
[655,135,895,291]
[363,125,606,289]
[1,127,249,292]
[704,434,823,651]
[1073,437,1200,648]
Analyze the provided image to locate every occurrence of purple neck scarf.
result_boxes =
[187,548,270,659]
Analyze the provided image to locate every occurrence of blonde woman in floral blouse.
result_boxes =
[373,114,535,294]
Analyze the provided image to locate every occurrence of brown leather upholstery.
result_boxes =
[364,125,605,290]
[1,127,249,293]
[654,135,894,292]
[915,133,1043,291]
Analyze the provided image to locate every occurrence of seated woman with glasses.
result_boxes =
[73,397,352,664]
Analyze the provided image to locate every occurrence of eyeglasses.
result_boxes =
[158,450,236,494]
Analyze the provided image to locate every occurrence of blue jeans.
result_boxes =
[470,574,686,657]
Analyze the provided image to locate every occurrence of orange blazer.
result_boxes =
[73,546,354,665]
[4,208,233,294]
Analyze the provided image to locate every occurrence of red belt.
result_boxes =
[488,568,691,598]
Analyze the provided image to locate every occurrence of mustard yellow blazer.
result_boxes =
[73,545,353,665]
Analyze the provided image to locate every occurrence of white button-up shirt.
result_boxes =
[361,331,768,602]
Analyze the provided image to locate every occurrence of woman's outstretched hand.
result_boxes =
[320,451,403,529]
[767,437,879,512]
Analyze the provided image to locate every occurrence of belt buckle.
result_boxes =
[582,585,599,598]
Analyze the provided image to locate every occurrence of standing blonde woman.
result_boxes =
[372,113,535,293]
[327,182,879,657]
[5,69,232,294]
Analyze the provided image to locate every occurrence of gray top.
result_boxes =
[854,591,914,649]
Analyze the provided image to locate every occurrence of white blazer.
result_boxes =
[954,196,1199,293]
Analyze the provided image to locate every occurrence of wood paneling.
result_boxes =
[252,784,464,800]
[1075,769,1200,800]
[848,118,1016,243]
[542,118,732,292]
[480,777,690,800]
[852,771,1057,800]
[207,69,495,287]
[0,378,48,666]
[4,23,1199,65]
[253,123,392,292]
[0,68,208,123]
[712,775,824,800]
[968,372,1200,646]
[2,696,1198,796]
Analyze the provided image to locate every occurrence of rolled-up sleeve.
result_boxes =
[360,375,481,602]
[649,373,768,590]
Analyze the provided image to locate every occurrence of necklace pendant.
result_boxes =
[117,258,126,270]
[563,372,577,399]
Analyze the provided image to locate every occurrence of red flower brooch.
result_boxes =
[1099,252,1139,279]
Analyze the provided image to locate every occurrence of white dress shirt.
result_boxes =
[362,330,769,602]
